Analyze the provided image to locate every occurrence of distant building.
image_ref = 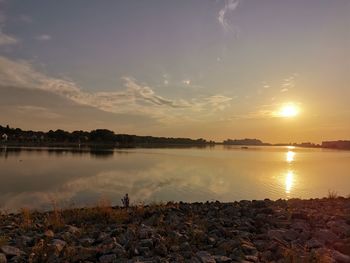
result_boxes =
[1,133,8,141]
[322,140,350,150]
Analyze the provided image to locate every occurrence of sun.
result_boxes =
[279,104,299,118]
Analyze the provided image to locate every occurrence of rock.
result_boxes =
[180,242,191,251]
[283,229,299,241]
[155,243,167,256]
[314,229,339,244]
[16,235,34,247]
[334,242,350,256]
[80,237,95,246]
[170,245,180,252]
[44,229,55,238]
[0,246,25,257]
[99,254,117,263]
[196,251,216,263]
[241,243,257,256]
[66,246,98,262]
[67,225,80,235]
[0,254,6,263]
[332,250,350,263]
[213,255,232,262]
[245,255,259,262]
[291,221,309,232]
[139,238,153,248]
[52,239,66,253]
[327,220,350,237]
[291,211,309,220]
[306,238,323,249]
[267,229,285,240]
[138,246,151,257]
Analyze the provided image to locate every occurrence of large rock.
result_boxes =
[314,229,339,244]
[0,246,25,257]
[332,250,350,263]
[327,220,350,237]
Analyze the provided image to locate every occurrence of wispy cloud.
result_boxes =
[281,73,298,91]
[0,6,19,46]
[35,34,52,41]
[16,105,61,119]
[218,0,240,32]
[0,56,234,123]
[0,30,18,46]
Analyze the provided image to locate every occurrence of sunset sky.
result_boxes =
[0,0,349,143]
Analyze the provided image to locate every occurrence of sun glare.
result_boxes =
[279,104,299,118]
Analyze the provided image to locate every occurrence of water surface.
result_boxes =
[1,146,349,211]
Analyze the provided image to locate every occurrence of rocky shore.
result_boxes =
[0,198,349,263]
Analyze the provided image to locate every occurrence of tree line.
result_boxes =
[0,125,213,146]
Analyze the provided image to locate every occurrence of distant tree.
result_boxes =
[90,129,115,142]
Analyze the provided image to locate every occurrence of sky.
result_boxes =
[0,0,349,143]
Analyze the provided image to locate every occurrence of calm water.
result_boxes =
[0,145,349,211]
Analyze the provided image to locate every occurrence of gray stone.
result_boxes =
[0,246,25,257]
[213,255,232,262]
[196,251,216,263]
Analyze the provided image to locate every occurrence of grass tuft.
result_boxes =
[327,190,338,199]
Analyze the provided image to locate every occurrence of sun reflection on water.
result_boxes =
[286,151,295,163]
[285,170,294,194]
[284,149,296,196]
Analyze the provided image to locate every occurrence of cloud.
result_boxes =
[218,0,240,32]
[35,34,52,41]
[0,30,18,45]
[281,73,298,89]
[0,56,234,123]
[16,105,61,119]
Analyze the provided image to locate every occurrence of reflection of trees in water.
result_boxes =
[0,147,119,159]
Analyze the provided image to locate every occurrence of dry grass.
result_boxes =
[0,235,8,246]
[20,207,33,229]
[44,201,65,231]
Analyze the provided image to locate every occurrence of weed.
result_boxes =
[20,207,32,229]
[327,190,338,199]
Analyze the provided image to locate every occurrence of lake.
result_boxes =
[0,145,349,211]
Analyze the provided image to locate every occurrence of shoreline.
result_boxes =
[0,198,349,262]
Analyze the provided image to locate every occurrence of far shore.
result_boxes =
[1,142,350,151]
[0,197,349,262]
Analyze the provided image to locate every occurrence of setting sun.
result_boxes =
[279,104,299,118]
